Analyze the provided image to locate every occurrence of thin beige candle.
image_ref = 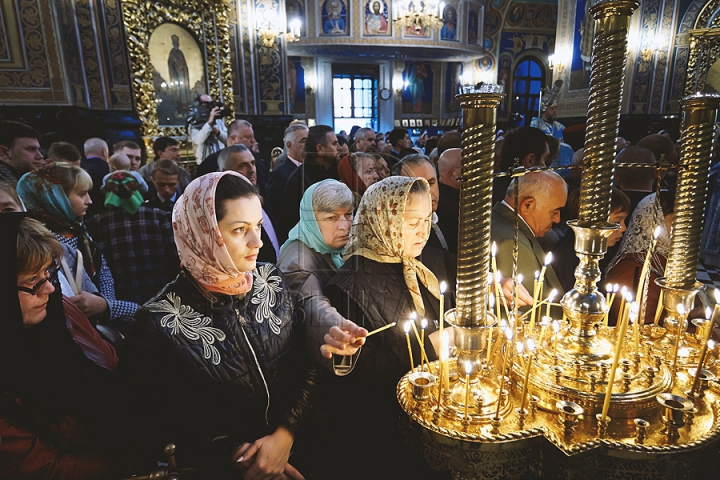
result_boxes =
[530,270,540,332]
[616,286,628,327]
[486,323,494,365]
[691,291,720,396]
[520,338,536,412]
[652,289,665,327]
[464,361,472,421]
[495,270,510,320]
[410,318,430,371]
[604,284,619,326]
[552,320,560,358]
[404,321,414,371]
[365,322,397,337]
[631,302,640,355]
[439,281,446,339]
[437,333,446,406]
[601,306,630,420]
[635,227,661,309]
[671,304,687,371]
[545,289,557,320]
[441,331,450,393]
[495,327,514,419]
[421,318,428,371]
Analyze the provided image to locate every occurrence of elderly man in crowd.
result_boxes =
[81,137,110,217]
[352,127,378,153]
[436,147,461,254]
[491,170,566,304]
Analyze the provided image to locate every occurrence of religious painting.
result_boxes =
[364,0,390,36]
[402,119,409,127]
[148,23,206,126]
[287,57,306,114]
[440,5,458,41]
[445,62,463,113]
[409,119,416,127]
[402,61,433,114]
[507,3,526,26]
[403,2,429,37]
[467,9,479,45]
[569,0,593,90]
[484,9,500,36]
[532,4,552,29]
[321,0,348,36]
[286,0,306,36]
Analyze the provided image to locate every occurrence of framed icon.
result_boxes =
[401,119,409,127]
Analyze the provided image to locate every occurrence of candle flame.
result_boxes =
[440,281,447,294]
[540,316,551,326]
[552,320,560,334]
[654,225,662,239]
[629,302,639,321]
[620,285,628,294]
[465,361,473,375]
[505,328,514,341]
[544,251,553,265]
[411,311,417,320]
[500,319,508,329]
[421,318,428,329]
[548,289,557,301]
[517,274,523,284]
[624,291,633,302]
[404,321,411,333]
[535,270,540,280]
[526,338,536,352]
[678,347,690,358]
[492,241,497,257]
[516,341,524,354]
[495,270,502,283]
[606,283,613,293]
[706,307,712,319]
[677,303,686,316]
[709,339,716,349]
[489,295,495,308]
[613,283,619,293]
[715,288,720,304]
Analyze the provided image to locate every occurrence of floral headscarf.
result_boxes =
[172,171,253,296]
[16,165,99,278]
[345,176,439,315]
[103,171,144,215]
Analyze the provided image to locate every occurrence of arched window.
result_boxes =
[511,58,545,127]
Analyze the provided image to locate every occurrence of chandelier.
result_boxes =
[393,0,444,32]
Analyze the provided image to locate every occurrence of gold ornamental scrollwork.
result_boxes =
[120,0,234,137]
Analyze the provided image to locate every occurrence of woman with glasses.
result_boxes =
[17,163,139,333]
[0,213,129,478]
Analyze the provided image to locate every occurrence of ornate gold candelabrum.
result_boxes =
[398,3,720,479]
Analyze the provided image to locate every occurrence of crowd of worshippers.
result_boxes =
[0,116,711,480]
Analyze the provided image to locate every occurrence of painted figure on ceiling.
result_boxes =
[365,0,389,35]
[440,5,457,41]
[323,0,347,35]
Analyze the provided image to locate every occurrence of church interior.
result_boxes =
[4,1,720,479]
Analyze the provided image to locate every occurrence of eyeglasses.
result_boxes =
[17,262,59,295]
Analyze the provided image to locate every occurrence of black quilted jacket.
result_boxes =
[118,264,316,477]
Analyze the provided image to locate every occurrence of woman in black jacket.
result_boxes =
[119,171,316,479]
[322,176,454,479]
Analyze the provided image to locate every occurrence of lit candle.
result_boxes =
[491,241,498,276]
[552,320,560,358]
[530,271,540,334]
[605,284,619,326]
[538,316,551,346]
[437,332,446,405]
[520,338,536,412]
[635,226,661,310]
[464,361,472,421]
[421,318,428,371]
[495,270,509,320]
[495,327,514,419]
[404,321,414,371]
[486,316,494,365]
[410,319,430,372]
[601,305,629,421]
[605,283,612,306]
[439,281,446,335]
[690,290,720,395]
[620,292,633,333]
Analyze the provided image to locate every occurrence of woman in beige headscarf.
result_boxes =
[321,175,455,479]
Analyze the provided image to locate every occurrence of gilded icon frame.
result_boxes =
[120,0,234,137]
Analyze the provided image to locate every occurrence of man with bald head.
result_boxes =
[636,133,677,190]
[491,170,566,301]
[81,137,110,217]
[436,148,461,253]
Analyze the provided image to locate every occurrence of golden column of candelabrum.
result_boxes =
[559,0,639,366]
[577,0,639,226]
[656,93,720,364]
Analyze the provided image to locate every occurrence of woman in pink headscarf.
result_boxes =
[119,171,316,480]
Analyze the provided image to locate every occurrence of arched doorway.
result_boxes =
[510,57,546,127]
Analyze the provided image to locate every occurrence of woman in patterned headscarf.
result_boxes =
[16,163,139,332]
[321,175,456,479]
[119,171,316,480]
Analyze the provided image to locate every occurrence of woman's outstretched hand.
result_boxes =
[320,318,368,358]
[232,426,303,480]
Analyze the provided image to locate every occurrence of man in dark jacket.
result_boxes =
[280,125,341,237]
[81,137,110,217]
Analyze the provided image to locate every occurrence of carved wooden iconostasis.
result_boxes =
[120,0,234,138]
